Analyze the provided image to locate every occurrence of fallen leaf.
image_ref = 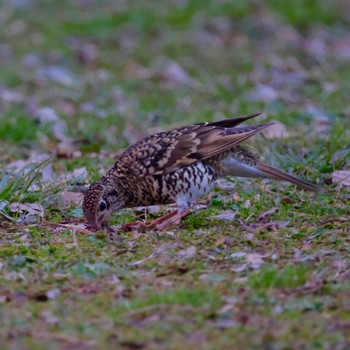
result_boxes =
[60,191,84,205]
[0,86,24,104]
[0,201,8,211]
[178,246,197,260]
[258,207,279,222]
[46,289,61,300]
[263,121,289,139]
[233,192,242,201]
[41,162,53,183]
[151,58,199,88]
[72,167,88,180]
[214,236,226,247]
[306,105,331,134]
[10,202,44,224]
[0,295,9,303]
[239,219,290,232]
[251,84,279,102]
[40,310,60,324]
[330,150,350,164]
[129,243,181,266]
[36,107,60,123]
[210,212,236,222]
[37,66,77,86]
[282,196,293,204]
[332,33,350,59]
[162,61,194,85]
[232,252,267,272]
[245,253,265,269]
[6,153,51,172]
[10,202,44,217]
[332,170,350,186]
[231,252,247,259]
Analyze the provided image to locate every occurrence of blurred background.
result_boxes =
[0,0,349,177]
[1,2,350,348]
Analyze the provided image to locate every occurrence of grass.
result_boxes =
[1,0,350,349]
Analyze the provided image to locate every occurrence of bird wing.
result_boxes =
[115,114,274,176]
[193,112,261,128]
[161,122,274,174]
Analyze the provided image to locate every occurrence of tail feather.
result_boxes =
[220,157,320,193]
[255,162,320,192]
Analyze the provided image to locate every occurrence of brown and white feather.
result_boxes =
[83,113,320,230]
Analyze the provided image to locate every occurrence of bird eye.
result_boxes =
[99,200,107,212]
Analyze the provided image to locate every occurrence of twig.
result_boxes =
[0,210,14,221]
[43,221,92,235]
[43,221,93,253]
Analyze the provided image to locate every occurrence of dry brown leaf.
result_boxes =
[233,192,242,201]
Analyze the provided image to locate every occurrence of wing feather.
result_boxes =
[114,114,271,176]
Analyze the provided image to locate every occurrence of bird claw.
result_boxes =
[120,209,191,233]
[121,221,148,232]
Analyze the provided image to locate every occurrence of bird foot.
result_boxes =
[155,208,190,231]
[121,209,190,232]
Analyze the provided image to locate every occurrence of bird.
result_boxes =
[83,113,320,232]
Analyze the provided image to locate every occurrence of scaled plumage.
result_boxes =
[83,113,320,231]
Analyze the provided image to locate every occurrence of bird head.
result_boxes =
[83,177,126,231]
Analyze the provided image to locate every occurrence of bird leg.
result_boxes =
[121,210,179,232]
[121,208,191,232]
[155,208,190,231]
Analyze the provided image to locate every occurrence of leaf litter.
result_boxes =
[332,170,350,187]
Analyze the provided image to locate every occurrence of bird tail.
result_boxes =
[220,157,320,193]
[204,112,262,128]
[255,162,321,192]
